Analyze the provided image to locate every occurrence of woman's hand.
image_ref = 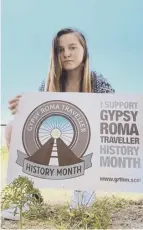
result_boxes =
[8,95,22,115]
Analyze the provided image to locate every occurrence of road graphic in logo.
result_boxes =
[16,100,93,180]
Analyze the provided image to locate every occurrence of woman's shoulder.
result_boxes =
[91,71,115,93]
[38,79,45,92]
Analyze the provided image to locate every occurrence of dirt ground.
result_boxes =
[109,199,143,229]
[1,200,143,229]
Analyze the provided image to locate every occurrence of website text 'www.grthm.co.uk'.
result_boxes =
[100,176,141,183]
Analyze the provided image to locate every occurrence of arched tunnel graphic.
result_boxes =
[27,115,83,166]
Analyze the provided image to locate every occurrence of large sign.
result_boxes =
[7,93,143,192]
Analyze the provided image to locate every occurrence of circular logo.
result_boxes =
[22,100,91,159]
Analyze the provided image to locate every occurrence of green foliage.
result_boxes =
[0,146,8,154]
[1,174,130,229]
[24,195,128,229]
[1,176,43,229]
[1,146,8,161]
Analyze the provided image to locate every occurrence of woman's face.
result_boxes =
[58,33,84,70]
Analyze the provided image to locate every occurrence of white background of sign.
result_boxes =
[7,93,143,192]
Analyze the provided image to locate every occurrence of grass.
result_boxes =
[23,196,129,229]
[2,195,131,229]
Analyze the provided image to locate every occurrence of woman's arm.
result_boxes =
[5,80,46,149]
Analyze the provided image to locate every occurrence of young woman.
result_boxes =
[3,28,115,220]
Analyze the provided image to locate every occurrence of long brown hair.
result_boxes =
[45,28,92,92]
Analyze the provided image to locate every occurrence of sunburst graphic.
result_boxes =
[38,115,74,146]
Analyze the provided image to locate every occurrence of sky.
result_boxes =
[1,0,143,124]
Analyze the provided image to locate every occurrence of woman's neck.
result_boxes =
[65,66,83,92]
